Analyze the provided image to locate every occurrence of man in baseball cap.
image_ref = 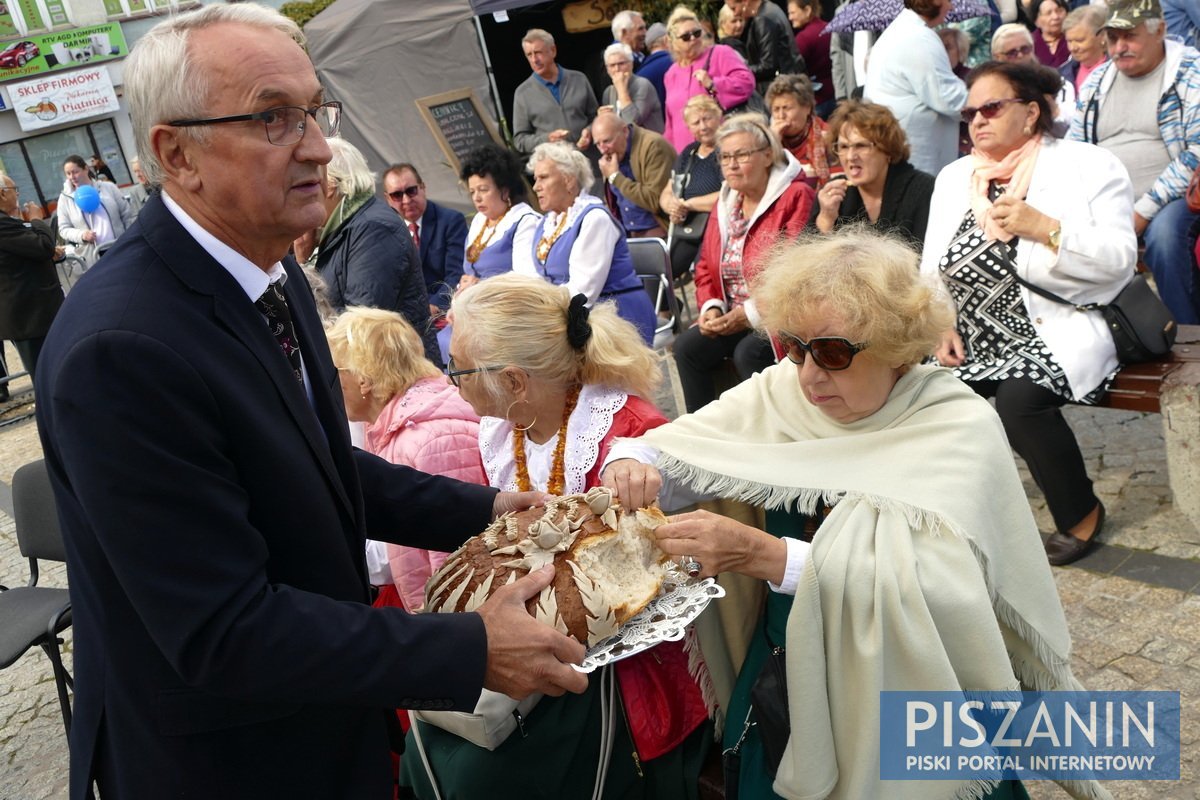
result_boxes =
[1069,0,1200,324]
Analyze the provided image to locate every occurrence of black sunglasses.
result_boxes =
[446,355,502,388]
[960,98,1025,124]
[677,28,704,42]
[387,185,422,201]
[778,332,868,371]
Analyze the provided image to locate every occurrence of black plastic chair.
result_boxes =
[0,459,73,736]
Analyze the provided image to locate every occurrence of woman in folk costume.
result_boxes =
[400,273,712,800]
[604,228,1109,800]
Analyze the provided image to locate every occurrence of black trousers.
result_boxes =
[673,325,775,413]
[968,377,1098,533]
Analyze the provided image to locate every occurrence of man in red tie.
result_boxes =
[382,164,467,325]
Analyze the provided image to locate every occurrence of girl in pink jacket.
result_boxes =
[326,307,486,610]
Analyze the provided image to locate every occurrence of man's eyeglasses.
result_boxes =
[168,101,342,147]
[833,141,876,157]
[677,28,704,42]
[778,332,868,371]
[387,185,422,201]
[997,44,1034,61]
[447,356,503,388]
[718,146,768,166]
[960,98,1025,124]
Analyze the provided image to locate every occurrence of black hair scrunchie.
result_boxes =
[566,293,593,351]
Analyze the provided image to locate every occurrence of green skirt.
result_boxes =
[399,669,711,800]
[721,510,1030,800]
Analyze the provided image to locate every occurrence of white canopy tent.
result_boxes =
[305,0,502,212]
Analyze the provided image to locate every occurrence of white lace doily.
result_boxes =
[572,571,725,673]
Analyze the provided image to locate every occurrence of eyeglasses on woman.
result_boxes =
[778,332,868,371]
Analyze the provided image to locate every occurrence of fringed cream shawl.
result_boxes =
[635,364,1109,800]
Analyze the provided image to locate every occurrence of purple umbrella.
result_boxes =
[825,0,992,33]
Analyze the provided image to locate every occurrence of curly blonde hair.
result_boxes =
[752,226,953,367]
[325,307,443,405]
[450,274,661,403]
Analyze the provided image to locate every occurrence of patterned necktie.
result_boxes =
[256,282,303,384]
[408,220,421,251]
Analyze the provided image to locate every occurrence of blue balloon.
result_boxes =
[74,184,100,214]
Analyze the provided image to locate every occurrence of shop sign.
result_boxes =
[0,22,128,82]
[10,64,120,131]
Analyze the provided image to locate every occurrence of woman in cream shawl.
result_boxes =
[603,228,1108,800]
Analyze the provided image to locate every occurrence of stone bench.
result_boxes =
[1094,324,1200,534]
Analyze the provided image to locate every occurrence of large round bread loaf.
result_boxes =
[423,488,670,646]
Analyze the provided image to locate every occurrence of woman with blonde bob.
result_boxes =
[325,307,485,610]
[401,273,712,800]
[604,228,1103,800]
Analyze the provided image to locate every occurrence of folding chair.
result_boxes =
[628,237,682,347]
[0,459,73,736]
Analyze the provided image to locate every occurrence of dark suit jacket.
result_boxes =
[35,194,496,800]
[417,200,467,310]
[0,215,61,340]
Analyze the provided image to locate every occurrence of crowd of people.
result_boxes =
[11,0,1200,799]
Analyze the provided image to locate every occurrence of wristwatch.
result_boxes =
[1047,226,1062,251]
[606,171,618,185]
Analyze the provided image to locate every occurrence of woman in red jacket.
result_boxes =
[674,113,816,412]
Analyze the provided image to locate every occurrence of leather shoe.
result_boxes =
[1044,503,1105,566]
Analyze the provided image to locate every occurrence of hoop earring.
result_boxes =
[506,398,537,432]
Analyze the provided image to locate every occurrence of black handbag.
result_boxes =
[1015,272,1177,363]
[1001,248,1177,363]
[670,148,711,244]
[722,631,790,800]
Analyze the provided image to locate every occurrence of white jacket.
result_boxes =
[920,137,1137,400]
[56,179,134,246]
[864,9,967,176]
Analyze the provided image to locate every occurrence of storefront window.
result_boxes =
[0,118,130,214]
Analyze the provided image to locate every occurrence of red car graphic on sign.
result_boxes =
[0,40,38,69]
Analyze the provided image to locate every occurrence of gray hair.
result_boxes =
[604,42,634,65]
[1063,3,1107,34]
[326,138,376,198]
[992,22,1034,53]
[124,4,303,188]
[522,28,555,48]
[528,142,594,195]
[611,10,643,40]
[716,113,786,168]
[1143,17,1164,35]
[938,26,971,54]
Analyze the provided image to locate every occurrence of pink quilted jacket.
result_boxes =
[367,376,486,609]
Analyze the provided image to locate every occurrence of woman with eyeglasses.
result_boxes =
[57,154,134,267]
[401,272,711,800]
[662,5,755,151]
[811,100,935,247]
[602,228,1100,800]
[766,73,841,190]
[923,61,1137,567]
[673,113,814,413]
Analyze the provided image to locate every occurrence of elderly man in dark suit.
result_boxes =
[0,172,61,391]
[382,163,467,326]
[34,6,587,800]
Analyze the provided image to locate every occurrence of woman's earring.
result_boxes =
[1022,124,1032,136]
[506,398,537,432]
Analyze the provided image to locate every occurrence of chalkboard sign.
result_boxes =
[415,88,503,175]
